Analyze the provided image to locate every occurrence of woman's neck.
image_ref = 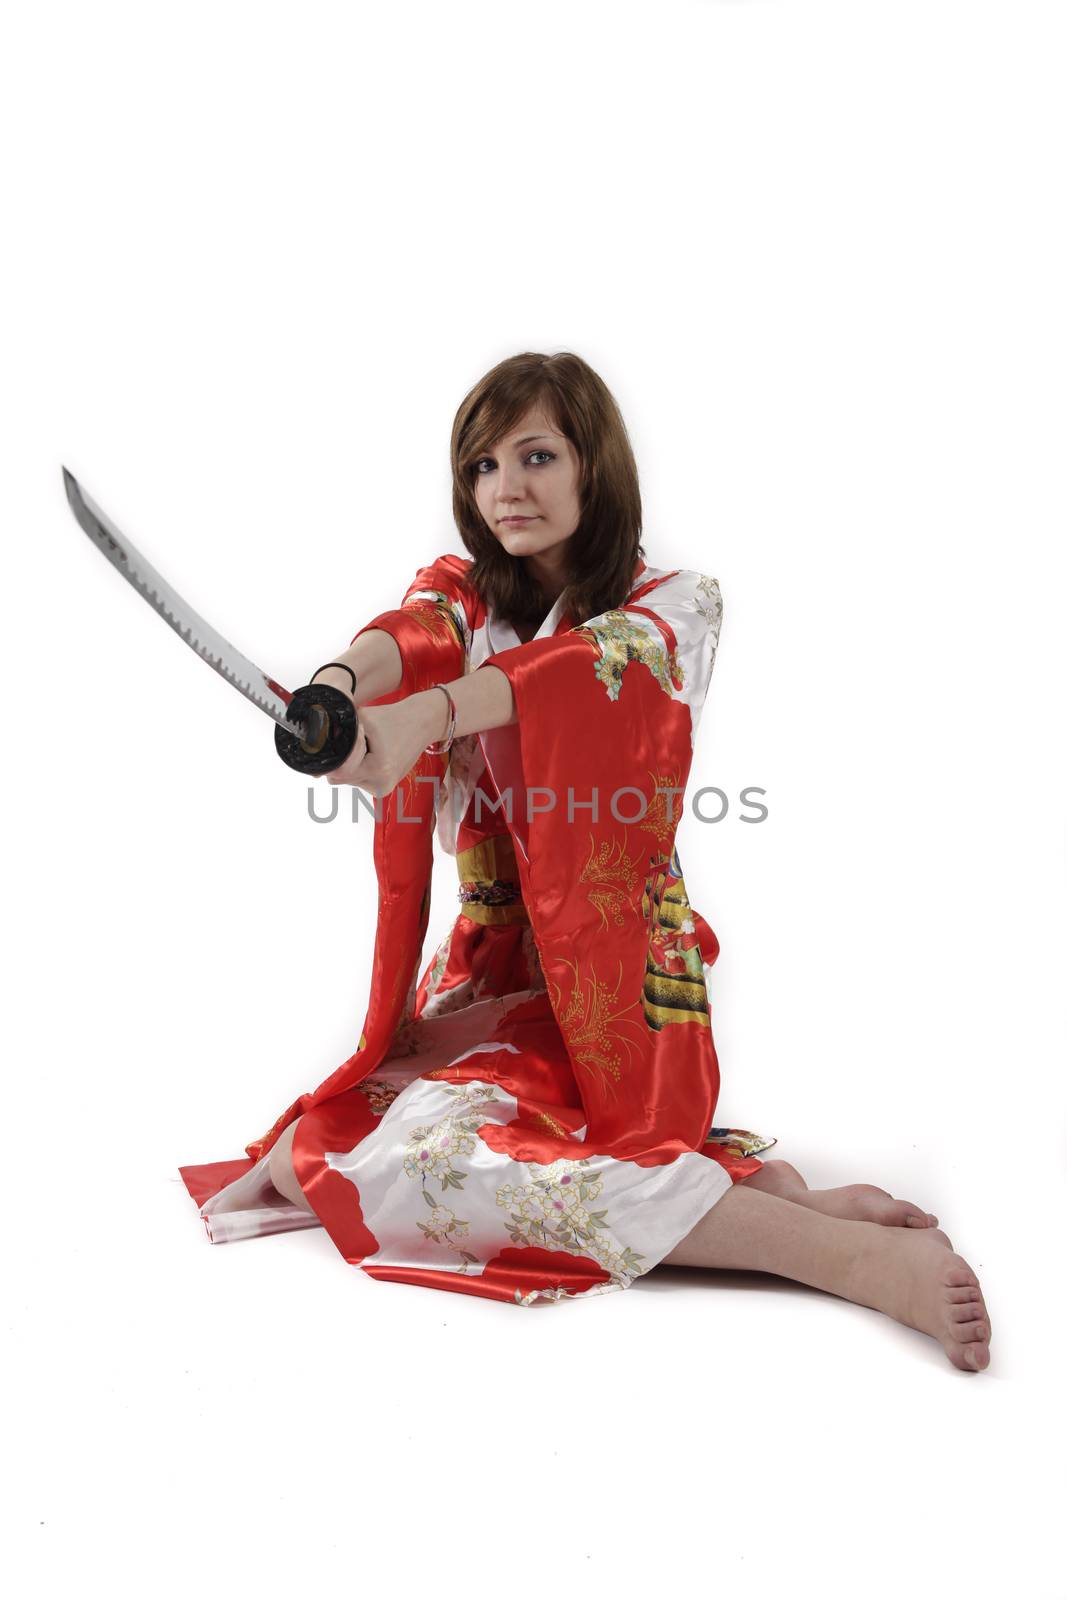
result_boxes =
[522,549,570,607]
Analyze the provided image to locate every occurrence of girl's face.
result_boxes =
[472,405,582,570]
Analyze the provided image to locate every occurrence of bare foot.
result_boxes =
[844,1224,992,1372]
[794,1183,942,1232]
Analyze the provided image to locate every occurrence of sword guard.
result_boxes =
[275,682,360,775]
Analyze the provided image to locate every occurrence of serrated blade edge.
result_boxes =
[62,467,307,739]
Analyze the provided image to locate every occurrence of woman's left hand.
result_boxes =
[323,693,445,796]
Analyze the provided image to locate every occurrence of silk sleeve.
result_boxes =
[480,570,723,859]
[476,570,727,1160]
[350,553,475,699]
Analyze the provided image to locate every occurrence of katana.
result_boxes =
[61,467,360,775]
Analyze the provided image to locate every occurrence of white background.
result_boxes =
[4,1,1064,1594]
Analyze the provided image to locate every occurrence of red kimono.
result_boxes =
[179,554,776,1305]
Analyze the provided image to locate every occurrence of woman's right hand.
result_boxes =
[323,693,447,796]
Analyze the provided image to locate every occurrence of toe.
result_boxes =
[946,1334,988,1372]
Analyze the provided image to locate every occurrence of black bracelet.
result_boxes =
[310,662,357,694]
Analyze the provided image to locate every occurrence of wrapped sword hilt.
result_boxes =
[274,682,361,775]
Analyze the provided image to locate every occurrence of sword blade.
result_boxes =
[62,468,308,739]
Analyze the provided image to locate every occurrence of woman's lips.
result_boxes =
[500,516,538,525]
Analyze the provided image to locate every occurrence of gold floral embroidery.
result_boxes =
[417,1198,473,1253]
[497,1161,647,1282]
[529,1109,572,1139]
[422,925,453,1005]
[548,955,646,1089]
[402,1082,504,1270]
[356,1077,403,1116]
[394,760,432,819]
[403,593,468,656]
[399,1081,653,1294]
[640,768,686,854]
[403,1082,497,1188]
[578,832,642,930]
[694,574,723,639]
[574,612,680,701]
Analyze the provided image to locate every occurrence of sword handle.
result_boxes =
[274,682,361,775]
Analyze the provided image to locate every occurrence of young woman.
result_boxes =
[180,351,991,1372]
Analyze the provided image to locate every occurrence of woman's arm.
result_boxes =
[309,628,403,706]
[411,664,516,742]
[310,638,513,741]
[323,663,515,792]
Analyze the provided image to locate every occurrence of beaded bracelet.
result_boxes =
[424,683,458,755]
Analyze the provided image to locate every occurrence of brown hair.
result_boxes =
[450,350,645,629]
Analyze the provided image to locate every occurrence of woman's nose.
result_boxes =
[497,459,525,500]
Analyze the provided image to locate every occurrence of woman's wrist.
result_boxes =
[309,664,358,703]
[402,668,516,751]
[413,685,452,746]
[308,630,403,706]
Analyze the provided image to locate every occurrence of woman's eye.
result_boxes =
[472,450,554,475]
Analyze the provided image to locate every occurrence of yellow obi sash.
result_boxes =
[455,833,529,926]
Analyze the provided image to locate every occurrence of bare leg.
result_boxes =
[742,1159,941,1231]
[267,1117,316,1213]
[660,1181,991,1372]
